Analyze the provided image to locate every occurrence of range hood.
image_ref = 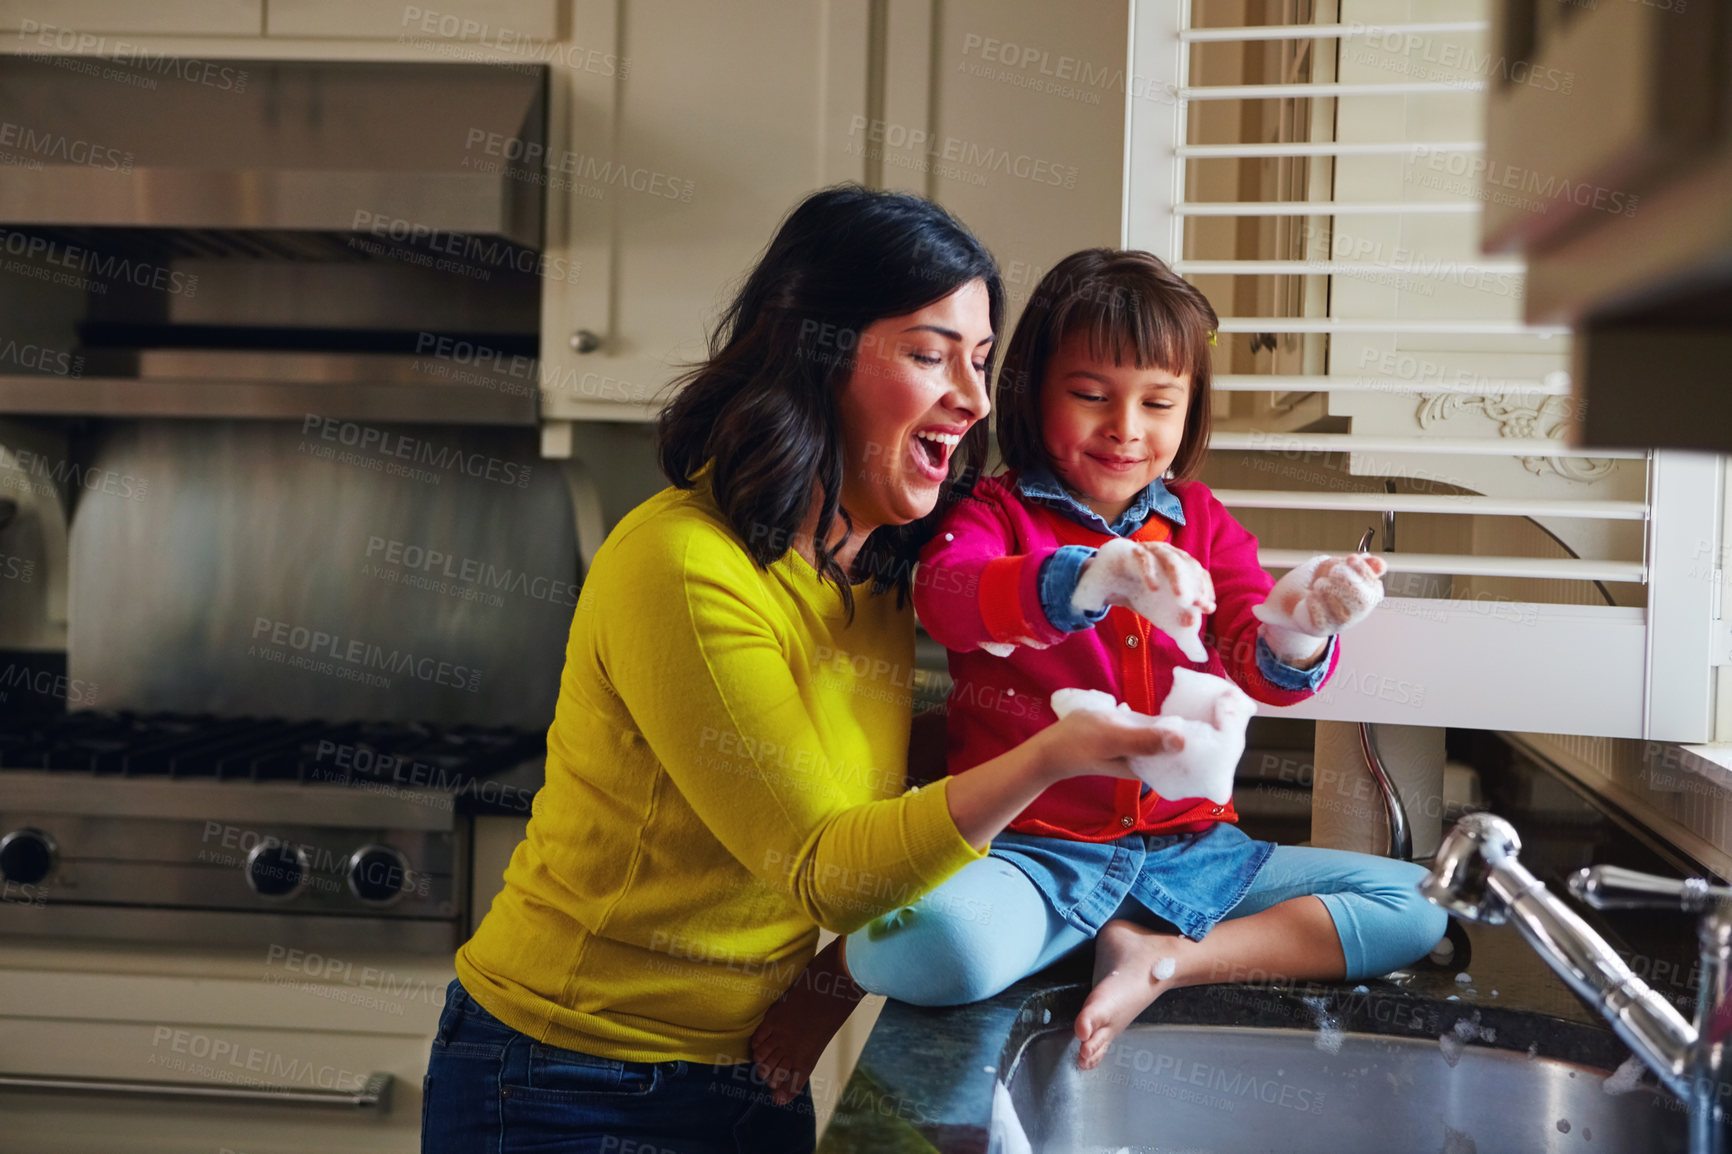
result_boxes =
[0,57,545,246]
[0,58,549,425]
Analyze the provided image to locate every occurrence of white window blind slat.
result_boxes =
[1214,318,1570,336]
[1177,201,1478,215]
[1214,374,1567,395]
[1178,140,1481,158]
[1212,491,1647,521]
[1209,432,1643,460]
[1181,81,1485,99]
[1176,259,1522,275]
[1178,22,1488,43]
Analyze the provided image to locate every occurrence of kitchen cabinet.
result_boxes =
[0,0,262,35]
[537,0,1127,427]
[536,0,872,423]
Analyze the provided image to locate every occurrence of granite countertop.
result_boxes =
[817,744,1711,1153]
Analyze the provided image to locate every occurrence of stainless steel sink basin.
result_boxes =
[1000,1024,1688,1153]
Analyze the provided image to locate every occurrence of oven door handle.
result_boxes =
[0,1070,393,1110]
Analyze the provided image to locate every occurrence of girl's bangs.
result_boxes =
[1062,286,1203,379]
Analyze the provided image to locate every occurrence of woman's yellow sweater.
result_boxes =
[455,479,984,1064]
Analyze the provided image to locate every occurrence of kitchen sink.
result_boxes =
[999,1023,1689,1153]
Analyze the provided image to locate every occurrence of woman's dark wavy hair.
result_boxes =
[658,184,1004,619]
[996,249,1218,484]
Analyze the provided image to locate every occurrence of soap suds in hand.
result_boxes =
[1152,956,1177,981]
[1050,669,1255,805]
[1071,537,1213,662]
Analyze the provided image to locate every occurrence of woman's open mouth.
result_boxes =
[909,429,961,482]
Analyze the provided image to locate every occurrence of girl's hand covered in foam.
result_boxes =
[1070,538,1216,663]
[1252,552,1387,664]
[1048,669,1255,804]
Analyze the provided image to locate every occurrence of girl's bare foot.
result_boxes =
[750,937,865,1105]
[1074,919,1195,1071]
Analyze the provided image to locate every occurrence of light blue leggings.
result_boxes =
[845,845,1448,1007]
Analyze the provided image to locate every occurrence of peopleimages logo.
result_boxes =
[15,21,249,91]
[0,338,81,377]
[464,131,695,202]
[845,116,1079,189]
[364,536,579,608]
[399,6,629,78]
[0,227,198,298]
[249,617,483,693]
[0,663,98,707]
[299,415,533,489]
[1407,147,1639,218]
[0,447,149,501]
[0,119,133,171]
[350,210,582,284]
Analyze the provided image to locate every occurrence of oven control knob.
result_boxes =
[0,828,55,885]
[245,840,309,899]
[347,844,411,906]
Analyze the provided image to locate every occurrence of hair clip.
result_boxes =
[1206,330,1218,347]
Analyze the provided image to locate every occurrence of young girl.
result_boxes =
[751,249,1447,1096]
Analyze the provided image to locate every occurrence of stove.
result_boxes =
[0,711,545,953]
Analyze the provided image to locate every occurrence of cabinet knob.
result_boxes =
[569,329,602,354]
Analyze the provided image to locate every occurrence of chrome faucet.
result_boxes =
[1357,720,1411,860]
[1353,526,1413,861]
[1422,812,1732,1152]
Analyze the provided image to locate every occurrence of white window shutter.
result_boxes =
[1124,0,1720,741]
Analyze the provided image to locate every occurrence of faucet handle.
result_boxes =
[1568,865,1732,911]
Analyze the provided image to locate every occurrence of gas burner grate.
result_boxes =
[0,711,544,791]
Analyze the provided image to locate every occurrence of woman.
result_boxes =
[421,185,1184,1154]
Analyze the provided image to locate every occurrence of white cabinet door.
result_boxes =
[539,0,870,421]
[0,1,262,35]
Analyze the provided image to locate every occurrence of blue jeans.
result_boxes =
[846,844,1447,1006]
[421,979,815,1154]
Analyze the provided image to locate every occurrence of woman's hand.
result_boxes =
[1253,553,1387,665]
[1073,539,1216,662]
[1034,706,1186,782]
[942,706,1185,849]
